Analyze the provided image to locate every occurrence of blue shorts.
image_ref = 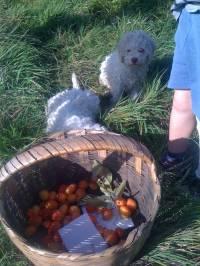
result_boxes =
[168,9,200,119]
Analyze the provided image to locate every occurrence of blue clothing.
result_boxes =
[168,8,200,119]
[172,0,200,19]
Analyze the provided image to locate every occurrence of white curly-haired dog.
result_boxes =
[46,73,105,133]
[99,30,156,104]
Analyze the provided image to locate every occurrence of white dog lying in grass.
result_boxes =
[46,73,105,133]
[99,30,156,104]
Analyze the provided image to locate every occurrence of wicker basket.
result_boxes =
[0,130,160,266]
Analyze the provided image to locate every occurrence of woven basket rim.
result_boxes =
[0,131,156,185]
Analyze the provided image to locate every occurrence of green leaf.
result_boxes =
[80,194,113,207]
[92,160,112,183]
[114,180,127,199]
[97,179,113,197]
[92,160,114,196]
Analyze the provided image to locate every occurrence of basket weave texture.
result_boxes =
[0,130,160,266]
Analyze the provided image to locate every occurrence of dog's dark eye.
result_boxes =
[138,48,145,53]
[127,49,131,53]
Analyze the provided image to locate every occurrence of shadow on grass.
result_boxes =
[11,0,170,43]
[150,55,173,84]
[29,13,93,43]
[87,0,170,20]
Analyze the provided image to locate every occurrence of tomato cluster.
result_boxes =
[89,197,138,246]
[25,179,98,251]
[115,197,138,218]
[25,180,138,252]
[85,205,125,247]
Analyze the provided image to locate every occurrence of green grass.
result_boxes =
[138,172,200,266]
[0,0,199,265]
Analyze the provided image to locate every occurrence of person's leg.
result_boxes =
[195,118,200,179]
[161,89,196,168]
[168,90,196,153]
[161,10,198,168]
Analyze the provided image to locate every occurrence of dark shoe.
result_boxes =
[160,152,186,169]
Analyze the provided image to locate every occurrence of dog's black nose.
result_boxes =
[131,57,138,64]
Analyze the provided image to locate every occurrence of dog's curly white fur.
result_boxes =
[99,30,155,104]
[46,73,105,133]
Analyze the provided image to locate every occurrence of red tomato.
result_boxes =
[39,190,49,201]
[115,228,125,239]
[48,221,61,235]
[58,184,67,193]
[59,204,69,215]
[102,209,113,221]
[102,228,114,238]
[89,214,97,224]
[25,225,37,237]
[104,230,119,246]
[41,208,53,219]
[65,184,77,195]
[86,205,97,213]
[71,212,81,220]
[126,198,138,212]
[115,198,127,207]
[69,205,81,216]
[78,180,89,189]
[28,215,42,227]
[97,207,106,214]
[27,209,34,219]
[32,205,40,215]
[53,232,62,243]
[51,210,64,222]
[76,188,86,201]
[95,225,104,236]
[42,220,51,229]
[88,180,98,190]
[40,201,46,209]
[49,191,57,200]
[63,215,72,225]
[45,200,58,210]
[119,206,132,218]
[57,192,67,203]
[67,193,77,203]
